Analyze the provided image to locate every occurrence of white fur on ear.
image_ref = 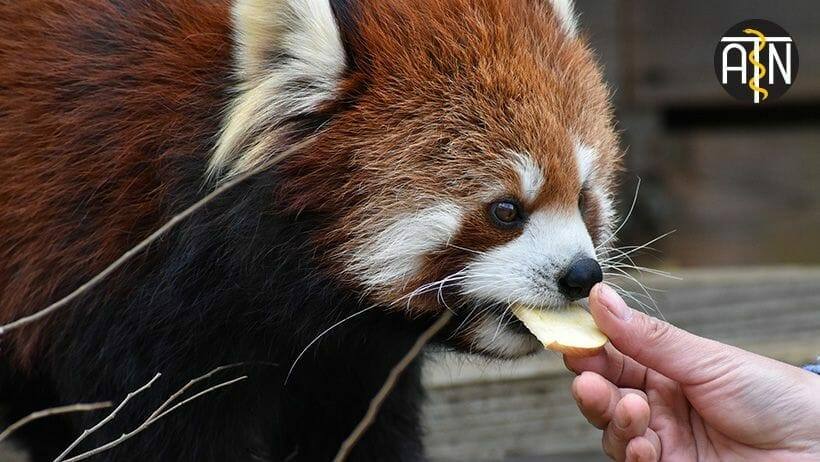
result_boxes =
[232,0,346,81]
[210,0,347,180]
[547,0,579,37]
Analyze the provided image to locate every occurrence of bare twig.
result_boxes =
[142,376,247,430]
[61,376,248,462]
[0,136,318,336]
[146,363,246,422]
[0,402,112,443]
[0,129,456,461]
[53,365,249,462]
[54,373,161,462]
[0,173,253,336]
[333,311,453,462]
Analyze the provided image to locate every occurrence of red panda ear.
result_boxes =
[540,0,580,37]
[232,0,348,82]
[210,0,349,180]
[328,0,360,69]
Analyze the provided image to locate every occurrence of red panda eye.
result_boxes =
[489,200,522,227]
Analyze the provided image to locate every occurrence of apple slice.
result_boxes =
[511,304,608,357]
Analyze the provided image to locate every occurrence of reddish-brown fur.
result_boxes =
[1,0,620,362]
[0,0,234,366]
[278,0,620,306]
[0,1,620,458]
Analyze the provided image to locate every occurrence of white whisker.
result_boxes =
[597,177,641,250]
[285,304,377,384]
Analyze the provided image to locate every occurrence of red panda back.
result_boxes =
[0,0,235,365]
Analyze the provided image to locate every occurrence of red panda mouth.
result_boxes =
[482,302,534,336]
[441,301,543,358]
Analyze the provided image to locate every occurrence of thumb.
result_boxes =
[589,283,739,385]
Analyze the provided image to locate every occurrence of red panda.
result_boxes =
[0,0,621,460]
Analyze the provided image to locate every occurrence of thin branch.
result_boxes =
[0,402,112,443]
[0,172,253,336]
[333,311,453,462]
[61,376,248,462]
[53,365,250,462]
[146,363,246,422]
[0,135,318,336]
[144,376,247,429]
[54,373,161,462]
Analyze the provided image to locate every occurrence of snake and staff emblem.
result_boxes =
[743,28,769,103]
[716,20,798,104]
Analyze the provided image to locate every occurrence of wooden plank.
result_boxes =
[648,129,820,266]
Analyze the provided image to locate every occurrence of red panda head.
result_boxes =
[214,0,621,358]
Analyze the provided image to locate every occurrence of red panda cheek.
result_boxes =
[385,206,523,312]
[350,204,523,314]
[333,202,464,305]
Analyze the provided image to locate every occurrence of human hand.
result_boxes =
[564,283,820,462]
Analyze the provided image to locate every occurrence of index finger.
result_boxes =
[564,343,649,390]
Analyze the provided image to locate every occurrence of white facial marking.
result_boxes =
[460,209,594,308]
[512,153,545,203]
[472,315,541,358]
[574,142,597,183]
[589,183,616,246]
[574,141,615,244]
[548,0,579,37]
[350,203,463,290]
[211,0,346,180]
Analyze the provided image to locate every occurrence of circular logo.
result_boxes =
[714,19,798,104]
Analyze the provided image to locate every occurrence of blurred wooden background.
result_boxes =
[582,0,820,266]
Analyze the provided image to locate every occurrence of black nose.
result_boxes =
[558,258,603,301]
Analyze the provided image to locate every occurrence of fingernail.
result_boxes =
[615,411,631,430]
[598,284,633,321]
[570,380,583,405]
